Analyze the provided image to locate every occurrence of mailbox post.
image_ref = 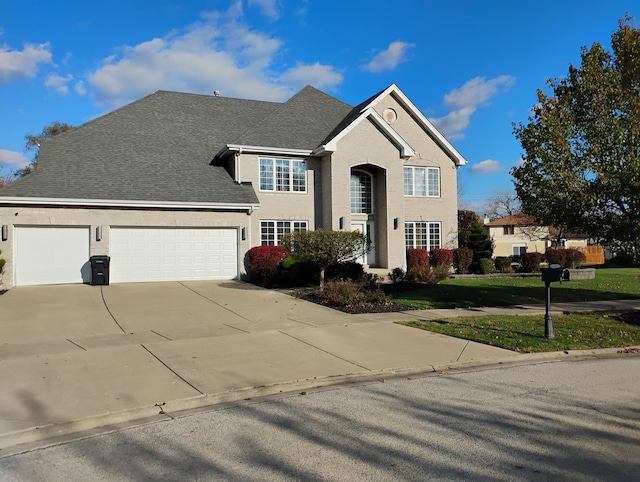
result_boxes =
[540,264,569,339]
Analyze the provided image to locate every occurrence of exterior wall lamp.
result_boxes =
[96,226,102,241]
[339,217,344,230]
[1,225,8,241]
[394,218,399,230]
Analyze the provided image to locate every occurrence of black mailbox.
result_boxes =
[541,264,569,283]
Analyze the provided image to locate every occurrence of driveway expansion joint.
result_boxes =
[140,344,204,395]
[278,330,372,371]
[100,285,126,333]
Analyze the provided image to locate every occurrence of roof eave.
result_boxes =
[318,108,415,159]
[0,196,260,212]
[218,144,314,158]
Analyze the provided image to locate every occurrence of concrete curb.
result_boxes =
[2,346,638,458]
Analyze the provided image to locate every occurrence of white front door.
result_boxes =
[351,221,375,266]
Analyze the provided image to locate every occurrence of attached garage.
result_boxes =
[109,227,238,283]
[15,226,91,286]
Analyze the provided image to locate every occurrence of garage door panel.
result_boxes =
[15,227,91,286]
[110,228,238,283]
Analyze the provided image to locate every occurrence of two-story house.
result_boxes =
[0,84,466,288]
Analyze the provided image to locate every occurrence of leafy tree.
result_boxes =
[281,229,370,288]
[457,210,493,266]
[18,121,73,178]
[512,16,640,264]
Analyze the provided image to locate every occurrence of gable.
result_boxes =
[365,85,466,167]
[312,85,466,166]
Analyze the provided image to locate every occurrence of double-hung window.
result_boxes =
[260,158,306,192]
[405,222,441,250]
[260,220,308,245]
[403,166,440,197]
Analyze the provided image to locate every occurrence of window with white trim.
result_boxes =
[260,220,308,245]
[403,166,440,197]
[259,158,306,192]
[350,170,373,214]
[405,222,441,250]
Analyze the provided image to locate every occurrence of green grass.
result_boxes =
[399,311,640,353]
[390,267,640,310]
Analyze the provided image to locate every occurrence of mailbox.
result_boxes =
[541,264,569,283]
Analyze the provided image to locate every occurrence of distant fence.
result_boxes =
[581,245,604,264]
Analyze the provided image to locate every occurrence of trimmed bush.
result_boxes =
[453,248,473,274]
[494,256,513,273]
[280,256,296,270]
[479,258,496,274]
[565,248,587,269]
[430,248,454,268]
[545,248,587,269]
[544,248,567,267]
[325,261,365,281]
[406,248,429,270]
[406,249,431,282]
[246,245,289,286]
[389,267,407,284]
[521,252,544,273]
[289,260,320,286]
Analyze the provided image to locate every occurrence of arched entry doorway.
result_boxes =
[350,169,376,266]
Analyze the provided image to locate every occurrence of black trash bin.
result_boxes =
[90,255,110,286]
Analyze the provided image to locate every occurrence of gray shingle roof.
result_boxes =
[231,85,352,150]
[0,86,360,205]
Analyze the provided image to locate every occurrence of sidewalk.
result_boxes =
[1,283,638,455]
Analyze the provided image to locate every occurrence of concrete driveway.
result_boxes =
[0,281,517,452]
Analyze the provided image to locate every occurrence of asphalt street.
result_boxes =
[2,355,639,481]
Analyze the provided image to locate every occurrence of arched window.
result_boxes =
[351,170,372,214]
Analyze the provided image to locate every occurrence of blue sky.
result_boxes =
[0,0,635,212]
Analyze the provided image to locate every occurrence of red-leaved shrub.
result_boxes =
[521,252,544,273]
[430,248,454,268]
[406,248,429,270]
[246,245,289,286]
[453,248,474,274]
[546,247,586,269]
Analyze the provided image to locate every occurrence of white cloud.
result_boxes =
[469,159,502,174]
[0,149,28,168]
[362,41,413,73]
[443,75,515,110]
[248,0,280,19]
[86,14,343,108]
[74,80,87,95]
[429,107,475,140]
[513,156,525,167]
[45,73,73,95]
[280,62,343,89]
[430,75,515,139]
[0,42,53,84]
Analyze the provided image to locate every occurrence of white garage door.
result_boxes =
[110,228,238,283]
[15,226,91,286]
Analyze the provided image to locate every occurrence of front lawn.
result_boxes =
[390,267,640,310]
[400,311,640,353]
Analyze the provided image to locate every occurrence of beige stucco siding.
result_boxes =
[0,206,250,289]
[237,153,319,247]
[373,94,459,250]
[488,226,550,258]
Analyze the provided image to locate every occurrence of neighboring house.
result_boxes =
[0,84,466,288]
[484,214,598,261]
[484,214,550,258]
